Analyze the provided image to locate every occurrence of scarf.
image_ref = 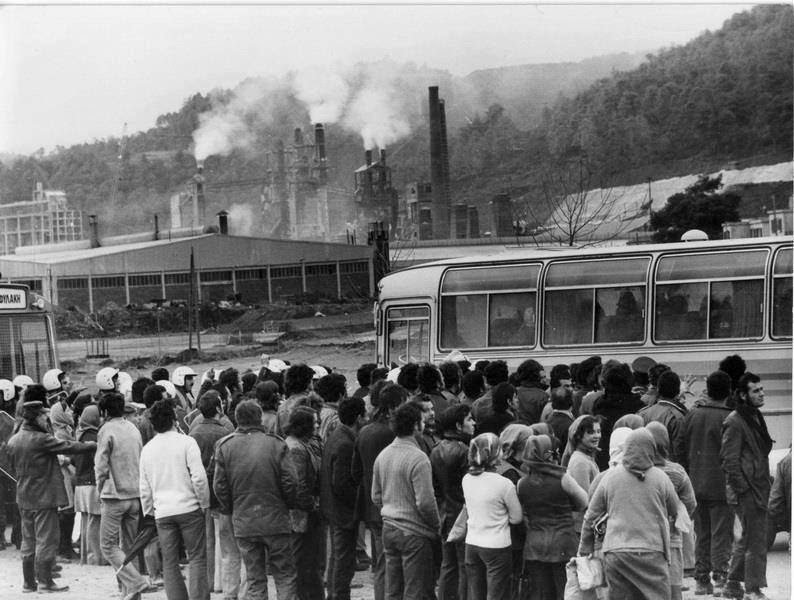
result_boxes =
[621,428,655,480]
[468,432,501,475]
[499,423,533,460]
[645,421,670,466]
[521,434,565,478]
[608,427,633,468]
[76,404,101,441]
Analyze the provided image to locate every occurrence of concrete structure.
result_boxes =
[723,197,793,239]
[353,149,398,240]
[0,230,373,312]
[0,183,84,255]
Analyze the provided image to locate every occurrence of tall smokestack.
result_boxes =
[88,214,99,248]
[365,150,373,167]
[217,210,229,235]
[193,161,205,228]
[314,123,326,160]
[380,149,386,165]
[429,86,450,239]
[154,213,159,240]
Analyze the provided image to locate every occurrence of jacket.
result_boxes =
[189,416,232,509]
[429,432,469,534]
[639,398,688,462]
[352,420,395,523]
[7,424,95,510]
[73,428,98,486]
[320,423,358,529]
[213,425,311,537]
[721,409,772,509]
[674,398,731,501]
[285,436,319,532]
[515,384,548,425]
[592,391,645,470]
[95,417,143,499]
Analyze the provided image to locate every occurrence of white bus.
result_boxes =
[375,236,792,447]
[0,284,59,382]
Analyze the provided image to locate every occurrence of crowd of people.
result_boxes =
[0,351,790,600]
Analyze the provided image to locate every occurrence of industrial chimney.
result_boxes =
[193,161,206,228]
[314,123,328,184]
[217,210,229,235]
[380,149,386,165]
[428,86,451,239]
[365,150,373,167]
[88,214,100,248]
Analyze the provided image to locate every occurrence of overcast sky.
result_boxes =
[0,3,753,155]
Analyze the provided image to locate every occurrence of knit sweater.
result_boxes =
[95,417,143,500]
[139,430,210,518]
[462,471,523,548]
[372,436,441,540]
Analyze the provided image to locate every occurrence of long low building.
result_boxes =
[0,229,374,311]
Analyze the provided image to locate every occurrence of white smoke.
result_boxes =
[292,66,349,124]
[226,203,257,237]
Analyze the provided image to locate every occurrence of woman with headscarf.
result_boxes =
[73,404,104,565]
[50,399,79,561]
[564,415,602,538]
[579,428,679,600]
[518,435,587,600]
[462,433,523,600]
[613,413,644,430]
[646,421,697,600]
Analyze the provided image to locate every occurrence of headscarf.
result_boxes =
[645,421,670,466]
[499,424,532,460]
[614,413,644,430]
[76,404,101,441]
[620,428,656,480]
[49,400,74,441]
[527,422,552,437]
[468,432,502,475]
[608,427,633,468]
[561,415,589,467]
[521,434,565,478]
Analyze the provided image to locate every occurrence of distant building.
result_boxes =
[723,194,793,239]
[0,183,84,255]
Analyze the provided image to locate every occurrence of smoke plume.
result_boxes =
[292,66,349,124]
[226,203,258,237]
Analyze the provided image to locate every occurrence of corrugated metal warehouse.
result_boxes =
[0,231,374,312]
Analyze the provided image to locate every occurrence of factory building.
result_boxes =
[0,225,373,313]
[0,183,84,255]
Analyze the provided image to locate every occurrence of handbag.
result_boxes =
[446,505,468,543]
[574,555,606,591]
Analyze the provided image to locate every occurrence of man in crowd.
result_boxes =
[674,367,733,596]
[321,397,366,600]
[7,385,96,592]
[640,370,687,462]
[720,373,773,600]
[372,402,441,600]
[214,400,312,600]
[140,399,210,600]
[95,392,156,600]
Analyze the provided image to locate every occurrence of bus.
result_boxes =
[375,235,792,447]
[0,283,59,382]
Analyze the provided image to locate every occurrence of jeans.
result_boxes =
[330,525,357,600]
[237,533,297,600]
[368,522,386,600]
[218,513,243,600]
[20,508,59,578]
[100,498,148,596]
[439,540,467,600]
[522,560,566,600]
[464,544,513,600]
[382,523,435,600]
[157,508,210,600]
[727,494,769,591]
[292,515,325,600]
[693,498,733,582]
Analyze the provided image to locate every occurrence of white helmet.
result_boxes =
[96,367,120,391]
[155,380,177,399]
[172,366,198,387]
[42,368,65,392]
[311,365,328,380]
[117,371,133,399]
[13,374,34,389]
[0,379,15,402]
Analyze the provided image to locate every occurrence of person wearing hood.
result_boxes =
[430,404,475,600]
[73,404,104,565]
[517,434,587,600]
[719,373,774,600]
[588,426,634,499]
[647,422,697,600]
[579,428,678,600]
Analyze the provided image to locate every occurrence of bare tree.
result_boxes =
[519,154,632,247]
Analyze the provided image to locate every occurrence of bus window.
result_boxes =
[386,307,430,365]
[543,257,649,347]
[773,248,792,338]
[655,250,766,341]
[440,264,539,350]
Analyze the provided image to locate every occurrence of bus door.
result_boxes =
[382,305,431,366]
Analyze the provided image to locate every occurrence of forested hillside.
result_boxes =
[0,4,790,238]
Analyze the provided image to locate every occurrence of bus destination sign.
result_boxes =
[0,287,28,310]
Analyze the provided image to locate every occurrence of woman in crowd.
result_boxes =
[517,434,587,600]
[50,398,78,561]
[579,428,679,600]
[73,404,104,565]
[284,406,323,600]
[462,433,523,600]
[565,415,602,540]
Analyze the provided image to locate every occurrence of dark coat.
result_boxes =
[320,423,358,529]
[190,417,232,509]
[73,428,98,486]
[352,420,395,524]
[285,435,320,532]
[721,409,773,509]
[639,398,688,462]
[429,432,468,534]
[7,424,95,510]
[674,398,731,502]
[592,391,645,470]
[213,426,311,537]
[516,385,548,425]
